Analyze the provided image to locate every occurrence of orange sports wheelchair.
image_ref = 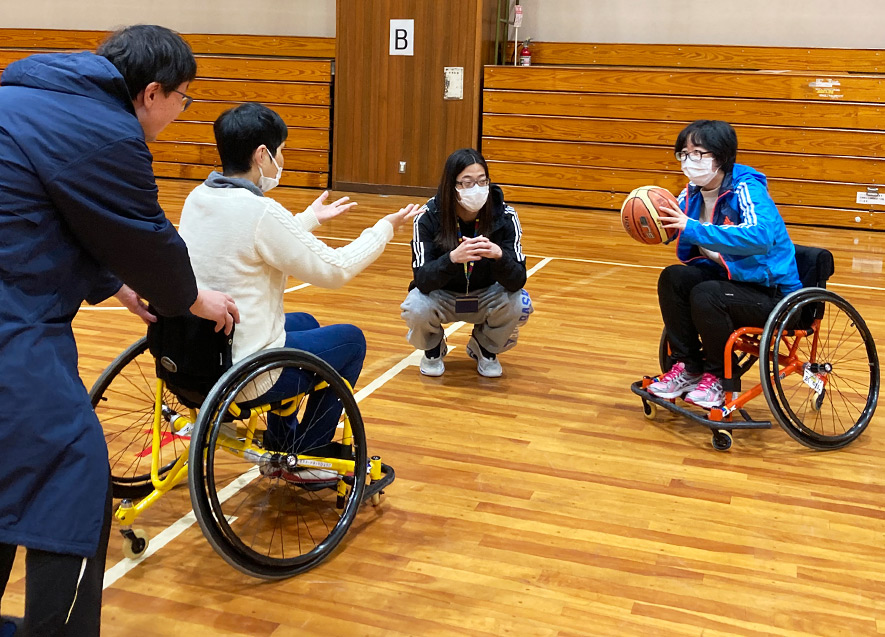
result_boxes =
[90,315,394,578]
[632,245,880,451]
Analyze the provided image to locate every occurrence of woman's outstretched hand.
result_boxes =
[310,191,359,224]
[384,203,422,231]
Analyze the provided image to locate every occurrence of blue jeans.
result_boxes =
[262,313,366,453]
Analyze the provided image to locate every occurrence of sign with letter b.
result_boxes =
[389,19,414,56]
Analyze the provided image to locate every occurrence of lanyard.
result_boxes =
[457,219,480,294]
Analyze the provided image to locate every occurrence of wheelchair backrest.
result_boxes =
[793,245,835,289]
[146,312,234,408]
[792,245,835,328]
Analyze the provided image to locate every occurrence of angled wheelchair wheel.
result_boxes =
[90,337,190,499]
[760,288,879,450]
[188,348,367,579]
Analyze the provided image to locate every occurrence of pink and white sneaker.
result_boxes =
[647,362,702,399]
[684,373,725,409]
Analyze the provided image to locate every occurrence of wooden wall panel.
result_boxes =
[1,29,334,190]
[483,90,885,130]
[504,41,885,73]
[481,44,885,231]
[333,0,498,192]
[485,66,885,103]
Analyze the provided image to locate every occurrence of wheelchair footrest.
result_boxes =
[362,463,395,504]
[631,381,772,431]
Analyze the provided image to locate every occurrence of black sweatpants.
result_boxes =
[0,476,112,637]
[657,263,784,378]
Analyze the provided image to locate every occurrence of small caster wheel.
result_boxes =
[812,388,826,411]
[642,400,656,420]
[336,494,345,510]
[371,492,382,506]
[122,529,149,559]
[711,429,733,451]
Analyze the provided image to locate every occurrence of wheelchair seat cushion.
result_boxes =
[146,312,234,408]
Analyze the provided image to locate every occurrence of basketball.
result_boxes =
[620,186,680,245]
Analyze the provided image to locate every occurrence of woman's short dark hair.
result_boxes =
[97,25,197,100]
[213,103,289,175]
[675,120,738,173]
[436,148,493,250]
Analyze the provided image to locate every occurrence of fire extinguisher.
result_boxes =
[519,38,532,66]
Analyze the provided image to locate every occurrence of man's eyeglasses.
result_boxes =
[675,150,713,162]
[172,89,193,111]
[455,177,490,189]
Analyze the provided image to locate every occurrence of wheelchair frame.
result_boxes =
[91,341,395,579]
[632,286,879,451]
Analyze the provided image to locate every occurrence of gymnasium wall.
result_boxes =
[0,0,335,37]
[5,1,885,47]
[513,0,885,48]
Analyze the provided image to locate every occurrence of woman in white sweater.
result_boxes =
[178,103,417,469]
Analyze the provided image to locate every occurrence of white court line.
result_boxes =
[285,283,311,293]
[100,251,554,586]
[103,468,260,588]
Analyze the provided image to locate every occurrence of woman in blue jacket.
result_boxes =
[647,120,801,408]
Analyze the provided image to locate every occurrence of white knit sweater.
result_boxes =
[178,183,394,395]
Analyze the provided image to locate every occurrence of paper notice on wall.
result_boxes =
[856,190,885,205]
[444,67,464,100]
[809,78,843,99]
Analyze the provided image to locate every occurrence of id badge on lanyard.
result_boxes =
[456,219,480,314]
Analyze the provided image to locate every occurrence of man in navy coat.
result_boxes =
[0,25,239,635]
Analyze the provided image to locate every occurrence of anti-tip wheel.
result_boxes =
[122,529,149,559]
[642,400,657,420]
[711,430,733,451]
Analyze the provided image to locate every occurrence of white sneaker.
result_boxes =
[647,362,702,399]
[419,340,446,376]
[466,336,503,377]
[684,373,725,408]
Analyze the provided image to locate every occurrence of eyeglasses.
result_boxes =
[455,177,490,189]
[675,150,713,162]
[172,89,193,111]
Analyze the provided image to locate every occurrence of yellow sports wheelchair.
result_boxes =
[632,245,880,451]
[89,316,394,579]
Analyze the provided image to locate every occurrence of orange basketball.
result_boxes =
[620,186,680,245]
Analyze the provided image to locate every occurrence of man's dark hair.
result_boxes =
[213,103,289,175]
[674,120,739,173]
[97,25,197,100]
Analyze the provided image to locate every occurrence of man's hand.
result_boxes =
[310,191,358,224]
[114,284,156,324]
[189,289,240,335]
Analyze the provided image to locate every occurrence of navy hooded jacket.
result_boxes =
[0,52,198,556]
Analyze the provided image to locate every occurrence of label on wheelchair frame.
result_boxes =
[298,459,334,469]
[803,367,825,395]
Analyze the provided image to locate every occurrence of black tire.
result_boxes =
[711,430,733,451]
[89,337,190,499]
[760,288,879,449]
[188,348,367,579]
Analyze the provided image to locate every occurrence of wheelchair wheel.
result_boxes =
[760,288,879,450]
[90,337,190,499]
[188,348,367,579]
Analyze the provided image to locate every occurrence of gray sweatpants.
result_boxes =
[401,283,533,354]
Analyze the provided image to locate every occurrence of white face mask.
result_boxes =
[258,147,282,193]
[681,156,718,187]
[457,184,489,213]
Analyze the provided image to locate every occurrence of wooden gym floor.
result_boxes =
[4,179,885,636]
